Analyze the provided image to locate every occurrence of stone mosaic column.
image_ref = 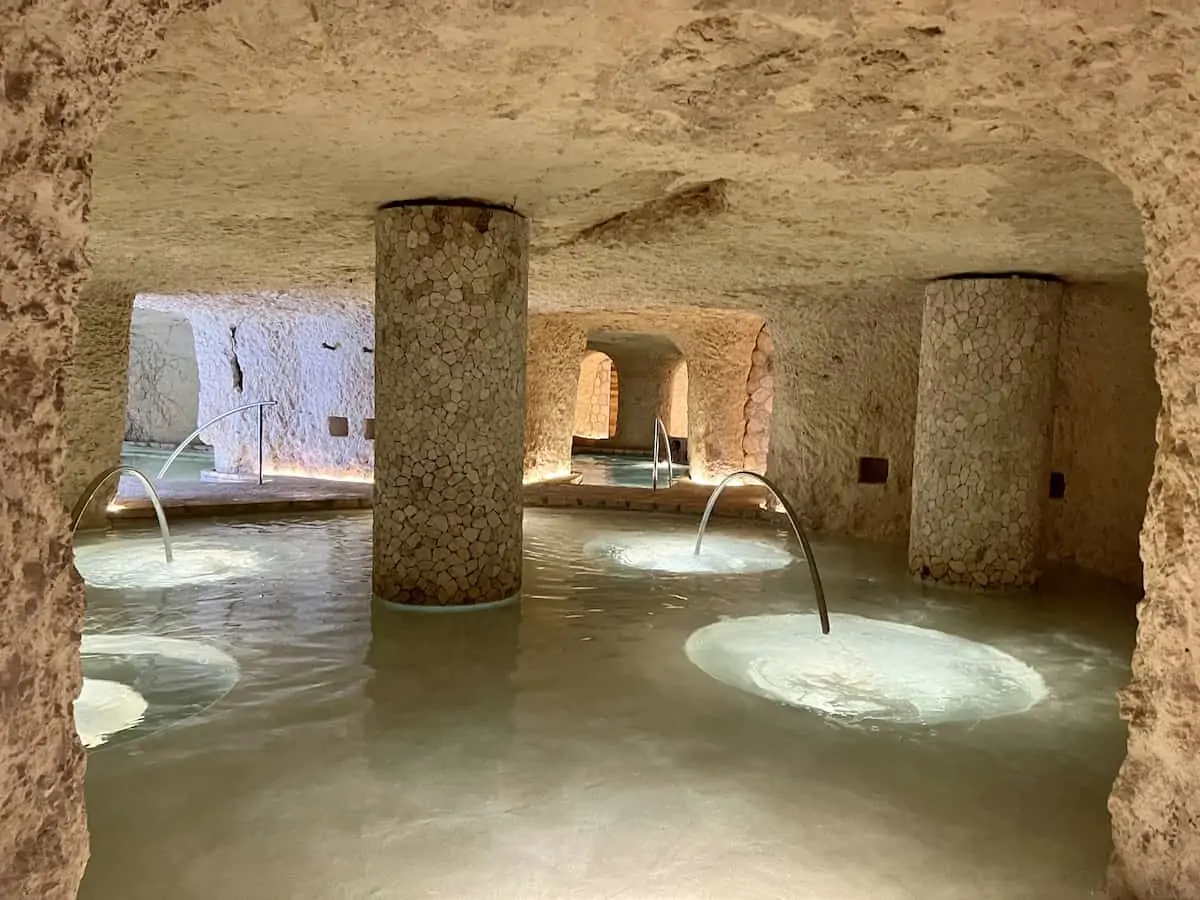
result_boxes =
[374,201,528,608]
[908,276,1064,587]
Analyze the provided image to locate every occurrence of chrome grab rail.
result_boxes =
[650,416,675,491]
[693,470,830,634]
[157,400,278,484]
[70,465,173,563]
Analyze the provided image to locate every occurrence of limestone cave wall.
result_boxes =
[574,351,613,438]
[125,307,200,446]
[767,285,923,539]
[180,304,375,479]
[742,326,774,475]
[1047,281,1158,583]
[62,282,135,527]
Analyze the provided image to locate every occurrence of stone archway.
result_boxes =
[574,349,617,439]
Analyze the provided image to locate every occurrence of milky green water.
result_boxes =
[75,509,1136,900]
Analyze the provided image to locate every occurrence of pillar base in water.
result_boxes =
[372,593,520,614]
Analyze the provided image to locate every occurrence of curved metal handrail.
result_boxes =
[71,465,173,563]
[694,470,830,635]
[650,416,675,491]
[157,400,278,483]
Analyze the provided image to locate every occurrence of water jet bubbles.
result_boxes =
[686,613,1048,726]
[78,633,241,749]
[583,533,796,574]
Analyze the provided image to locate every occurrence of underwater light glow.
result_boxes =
[79,633,241,748]
[75,678,149,748]
[584,533,795,574]
[686,613,1048,725]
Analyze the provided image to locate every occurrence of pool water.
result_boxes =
[573,452,690,488]
[120,442,214,482]
[76,509,1135,900]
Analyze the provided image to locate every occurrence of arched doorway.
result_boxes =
[573,350,617,439]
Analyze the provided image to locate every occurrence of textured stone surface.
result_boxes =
[598,338,682,452]
[573,350,614,439]
[125,307,200,446]
[909,277,1064,588]
[2,2,213,897]
[373,203,527,607]
[741,326,774,474]
[1100,158,1200,899]
[61,282,135,528]
[525,316,585,481]
[1047,281,1158,584]
[667,359,689,437]
[161,302,376,480]
[684,328,758,482]
[767,286,922,539]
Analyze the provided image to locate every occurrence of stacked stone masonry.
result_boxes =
[373,203,527,606]
[741,326,774,474]
[908,277,1064,588]
[574,350,613,438]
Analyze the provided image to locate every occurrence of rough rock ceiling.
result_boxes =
[89,0,1185,314]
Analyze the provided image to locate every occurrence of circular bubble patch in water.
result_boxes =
[75,678,149,748]
[584,533,796,574]
[79,634,241,748]
[74,539,263,589]
[685,613,1048,725]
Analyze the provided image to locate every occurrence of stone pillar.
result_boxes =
[525,316,586,481]
[908,276,1064,587]
[1106,186,1200,900]
[609,351,678,450]
[374,201,528,608]
[62,281,136,527]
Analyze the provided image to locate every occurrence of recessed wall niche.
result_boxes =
[858,456,889,484]
[327,416,349,437]
[363,418,375,440]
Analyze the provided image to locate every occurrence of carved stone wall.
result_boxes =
[908,277,1064,588]
[525,316,585,480]
[373,202,527,607]
[62,282,135,527]
[607,347,679,451]
[741,326,774,474]
[125,307,200,446]
[667,359,689,437]
[1046,281,1158,584]
[573,350,613,438]
[179,305,375,480]
[767,287,922,538]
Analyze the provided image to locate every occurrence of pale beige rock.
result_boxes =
[525,316,586,480]
[61,282,136,527]
[1,3,212,898]
[573,350,614,439]
[741,325,774,474]
[6,0,1200,896]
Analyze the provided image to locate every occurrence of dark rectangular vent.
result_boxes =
[858,457,889,484]
[327,416,349,438]
[363,418,375,440]
[1049,471,1066,499]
